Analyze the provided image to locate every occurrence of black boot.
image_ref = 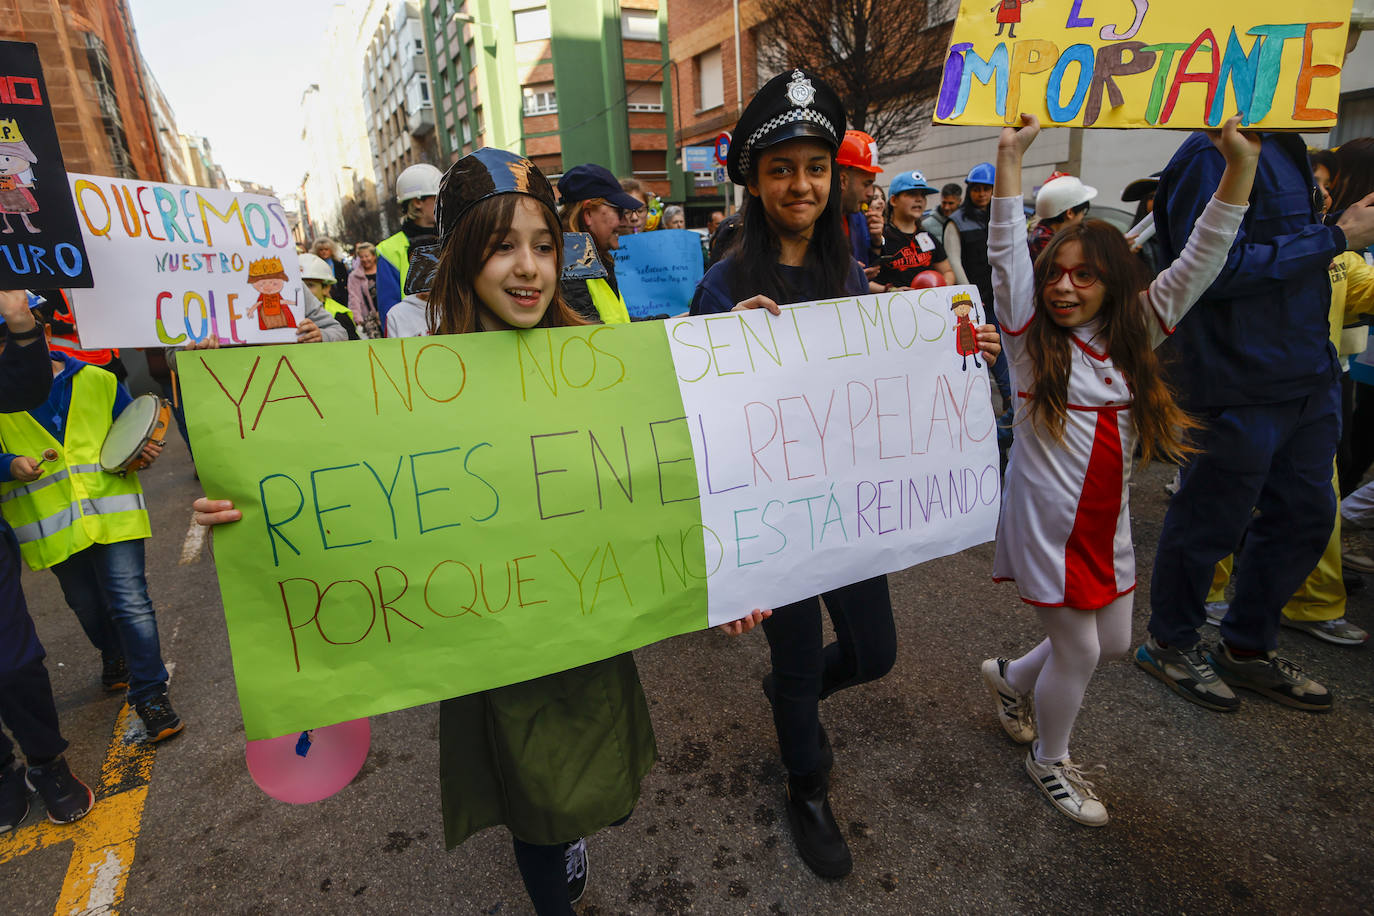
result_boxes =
[784,770,852,879]
[762,674,833,774]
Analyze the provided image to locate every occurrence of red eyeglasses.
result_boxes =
[1044,264,1100,288]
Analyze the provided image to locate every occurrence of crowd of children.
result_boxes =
[3,61,1374,916]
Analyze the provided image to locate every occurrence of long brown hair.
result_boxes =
[427,194,583,334]
[1329,138,1374,213]
[1024,220,1195,464]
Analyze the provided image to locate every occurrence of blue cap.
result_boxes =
[557,164,643,212]
[966,162,995,186]
[889,170,938,197]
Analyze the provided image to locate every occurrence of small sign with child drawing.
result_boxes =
[0,41,94,289]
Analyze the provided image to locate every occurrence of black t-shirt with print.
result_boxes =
[874,225,947,288]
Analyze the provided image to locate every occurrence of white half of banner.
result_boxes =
[665,286,1001,626]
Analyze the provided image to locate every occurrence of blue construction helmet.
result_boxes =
[966,162,995,186]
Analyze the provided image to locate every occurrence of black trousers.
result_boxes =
[0,530,67,764]
[761,575,897,776]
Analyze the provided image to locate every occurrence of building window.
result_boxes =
[621,9,658,41]
[462,119,472,143]
[83,32,135,178]
[513,6,550,43]
[1332,91,1374,146]
[627,83,663,113]
[523,83,557,116]
[415,37,425,55]
[697,47,723,111]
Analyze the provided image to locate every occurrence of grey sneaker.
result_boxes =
[1341,532,1374,574]
[1134,636,1239,712]
[980,657,1035,744]
[564,837,588,904]
[1024,751,1108,827]
[1204,601,1229,628]
[1280,615,1369,647]
[1208,644,1332,712]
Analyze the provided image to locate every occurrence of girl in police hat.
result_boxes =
[977,114,1257,826]
[190,148,773,915]
[690,69,1000,880]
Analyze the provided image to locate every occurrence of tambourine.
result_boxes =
[100,394,171,476]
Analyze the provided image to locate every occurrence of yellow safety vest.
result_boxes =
[0,367,150,570]
[377,231,410,295]
[587,278,630,325]
[322,297,356,324]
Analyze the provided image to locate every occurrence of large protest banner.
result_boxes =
[611,229,705,318]
[934,1,1351,130]
[180,286,999,740]
[0,42,93,288]
[66,176,301,348]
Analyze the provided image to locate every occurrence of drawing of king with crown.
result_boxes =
[0,119,40,234]
[244,256,297,330]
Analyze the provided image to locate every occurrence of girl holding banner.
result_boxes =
[193,148,769,915]
[977,113,1259,826]
[690,69,1001,879]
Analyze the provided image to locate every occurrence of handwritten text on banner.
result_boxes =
[934,0,1350,130]
[181,286,998,740]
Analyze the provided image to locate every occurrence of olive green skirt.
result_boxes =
[439,653,656,848]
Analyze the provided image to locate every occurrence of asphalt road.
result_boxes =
[3,431,1373,915]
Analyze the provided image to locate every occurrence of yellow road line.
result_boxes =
[0,702,160,915]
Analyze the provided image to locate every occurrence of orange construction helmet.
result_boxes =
[837,130,882,174]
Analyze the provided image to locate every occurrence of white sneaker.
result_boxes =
[1025,750,1109,827]
[1204,601,1229,627]
[980,658,1035,744]
[564,837,588,904]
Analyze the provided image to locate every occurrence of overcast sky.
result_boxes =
[129,0,341,194]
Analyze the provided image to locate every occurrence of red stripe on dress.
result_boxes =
[1062,408,1124,609]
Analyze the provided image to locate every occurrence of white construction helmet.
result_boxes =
[298,252,336,283]
[396,163,443,203]
[1035,174,1098,220]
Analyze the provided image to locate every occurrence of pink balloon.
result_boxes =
[245,718,371,804]
[911,270,946,289]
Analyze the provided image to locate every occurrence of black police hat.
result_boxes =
[556,164,643,212]
[727,68,846,186]
[434,147,559,242]
[1121,171,1161,203]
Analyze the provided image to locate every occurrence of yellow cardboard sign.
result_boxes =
[933,1,1351,129]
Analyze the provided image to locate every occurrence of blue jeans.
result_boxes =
[1149,383,1339,653]
[50,539,169,703]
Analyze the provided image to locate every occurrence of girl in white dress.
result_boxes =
[978,114,1260,826]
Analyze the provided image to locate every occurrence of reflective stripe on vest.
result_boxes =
[0,367,150,569]
[0,463,103,503]
[587,278,630,325]
[11,493,147,544]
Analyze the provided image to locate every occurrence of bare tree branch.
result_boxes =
[754,0,952,154]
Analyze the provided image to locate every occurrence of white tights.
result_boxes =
[1002,594,1133,763]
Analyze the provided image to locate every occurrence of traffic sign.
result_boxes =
[713,132,730,166]
[682,146,715,172]
[713,165,727,185]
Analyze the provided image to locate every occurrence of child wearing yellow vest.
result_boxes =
[0,315,183,742]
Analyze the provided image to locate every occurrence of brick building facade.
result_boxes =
[0,0,166,181]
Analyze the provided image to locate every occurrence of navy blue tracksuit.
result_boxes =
[0,335,67,763]
[1148,133,1345,653]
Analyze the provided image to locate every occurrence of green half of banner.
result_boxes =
[180,323,708,740]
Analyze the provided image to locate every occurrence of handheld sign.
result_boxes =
[66,176,301,348]
[611,229,704,318]
[181,285,999,740]
[933,0,1351,130]
[0,41,93,288]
